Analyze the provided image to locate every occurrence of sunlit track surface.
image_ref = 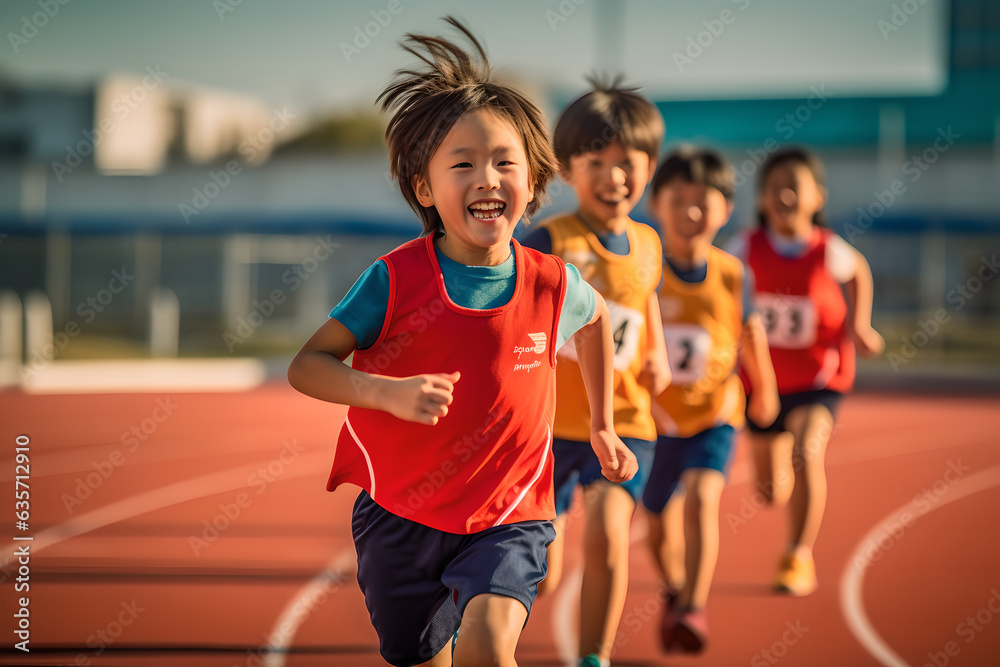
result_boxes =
[1,385,997,666]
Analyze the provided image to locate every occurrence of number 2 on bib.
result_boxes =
[662,324,711,384]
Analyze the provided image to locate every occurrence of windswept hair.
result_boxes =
[756,146,827,227]
[377,17,557,235]
[552,74,665,169]
[652,146,736,201]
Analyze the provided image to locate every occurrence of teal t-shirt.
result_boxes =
[331,243,596,350]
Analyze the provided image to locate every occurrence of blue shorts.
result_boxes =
[552,436,656,515]
[351,491,555,667]
[745,389,843,434]
[642,424,736,514]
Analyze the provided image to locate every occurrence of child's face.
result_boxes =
[413,108,533,266]
[760,161,826,237]
[652,180,732,258]
[562,140,655,228]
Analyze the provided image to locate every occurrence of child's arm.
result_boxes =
[740,312,780,428]
[573,291,638,483]
[843,247,885,358]
[287,318,459,426]
[637,291,671,397]
[649,399,676,436]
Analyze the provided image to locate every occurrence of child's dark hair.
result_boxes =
[552,75,664,168]
[651,146,735,201]
[378,17,557,235]
[756,146,827,227]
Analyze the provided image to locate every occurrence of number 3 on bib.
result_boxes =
[755,293,817,349]
[559,300,643,372]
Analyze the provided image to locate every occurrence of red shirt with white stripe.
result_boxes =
[327,235,567,534]
[745,227,855,395]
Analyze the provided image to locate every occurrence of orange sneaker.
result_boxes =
[774,553,817,596]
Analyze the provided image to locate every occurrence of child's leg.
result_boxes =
[451,594,528,667]
[537,513,568,596]
[749,430,794,506]
[642,434,685,593]
[579,481,635,661]
[784,403,835,552]
[645,508,667,580]
[540,439,589,597]
[645,491,685,592]
[352,492,463,666]
[443,519,553,666]
[677,468,726,611]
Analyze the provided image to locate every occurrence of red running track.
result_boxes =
[1,384,998,666]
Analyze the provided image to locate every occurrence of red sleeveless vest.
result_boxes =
[746,228,854,395]
[327,236,567,534]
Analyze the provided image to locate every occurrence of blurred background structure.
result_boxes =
[0,0,998,387]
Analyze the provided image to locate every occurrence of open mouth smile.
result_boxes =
[469,200,506,221]
[597,193,628,206]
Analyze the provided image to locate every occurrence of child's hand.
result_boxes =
[747,390,779,429]
[591,429,638,483]
[378,371,460,425]
[637,353,671,397]
[851,325,885,358]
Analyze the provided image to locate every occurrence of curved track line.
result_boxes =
[0,451,330,563]
[264,548,357,667]
[840,465,1000,667]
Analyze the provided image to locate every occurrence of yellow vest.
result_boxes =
[655,247,746,437]
[543,213,662,442]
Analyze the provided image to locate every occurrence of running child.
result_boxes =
[726,146,884,596]
[642,147,779,654]
[287,19,637,667]
[522,78,670,667]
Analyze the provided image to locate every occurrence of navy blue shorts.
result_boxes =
[351,491,555,667]
[552,436,656,515]
[642,424,736,514]
[745,389,843,434]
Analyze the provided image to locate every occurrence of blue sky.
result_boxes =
[1,0,947,116]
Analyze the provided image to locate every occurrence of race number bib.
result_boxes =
[559,300,644,372]
[662,324,712,385]
[755,293,817,349]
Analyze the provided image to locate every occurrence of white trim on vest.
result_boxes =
[345,415,376,500]
[492,425,551,527]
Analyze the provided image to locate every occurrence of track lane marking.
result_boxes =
[840,465,1000,667]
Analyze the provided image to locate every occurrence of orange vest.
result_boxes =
[543,214,662,442]
[655,247,745,437]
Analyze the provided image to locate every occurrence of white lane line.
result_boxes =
[20,358,267,393]
[840,465,1000,667]
[0,451,330,564]
[0,447,368,666]
[263,548,358,667]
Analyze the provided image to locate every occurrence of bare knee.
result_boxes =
[453,640,503,667]
[681,470,724,518]
[453,595,525,667]
[582,488,634,567]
